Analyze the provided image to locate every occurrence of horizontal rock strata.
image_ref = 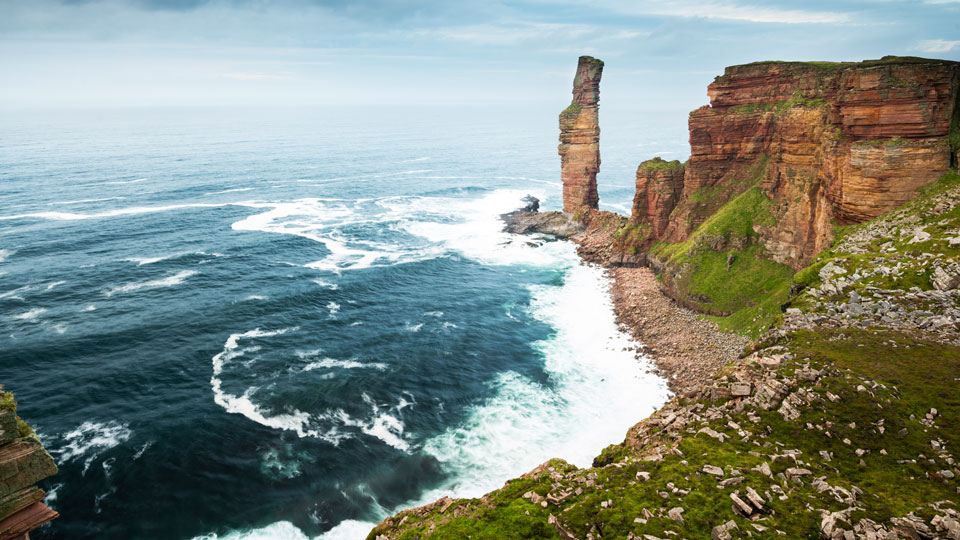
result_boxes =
[560,56,603,214]
[0,390,58,540]
[648,57,960,269]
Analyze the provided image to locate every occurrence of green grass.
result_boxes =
[0,385,37,439]
[374,325,960,540]
[659,186,776,264]
[0,387,15,412]
[780,328,960,520]
[688,185,725,205]
[639,157,683,172]
[695,246,794,336]
[612,221,650,253]
[727,91,826,116]
[652,185,793,337]
[560,102,581,119]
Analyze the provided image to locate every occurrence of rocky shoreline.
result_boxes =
[504,200,749,395]
[605,266,749,396]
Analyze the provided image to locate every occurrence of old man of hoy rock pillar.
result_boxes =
[559,56,603,214]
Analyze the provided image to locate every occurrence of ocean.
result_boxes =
[0,104,686,539]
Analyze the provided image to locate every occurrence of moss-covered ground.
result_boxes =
[369,325,960,540]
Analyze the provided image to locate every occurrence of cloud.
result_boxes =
[419,22,647,46]
[218,72,291,80]
[913,39,960,53]
[610,1,850,24]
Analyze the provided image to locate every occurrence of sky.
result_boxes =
[1,0,959,111]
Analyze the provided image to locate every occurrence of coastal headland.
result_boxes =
[370,55,960,539]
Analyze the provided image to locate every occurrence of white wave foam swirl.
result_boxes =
[105,270,198,296]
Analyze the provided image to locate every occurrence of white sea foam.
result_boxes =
[401,157,430,162]
[423,311,443,317]
[244,295,268,301]
[312,279,339,290]
[0,249,14,263]
[211,329,411,452]
[125,251,222,266]
[229,188,558,273]
[327,301,340,317]
[192,521,310,540]
[0,203,229,222]
[386,188,572,268]
[49,196,126,206]
[105,270,197,296]
[295,349,386,370]
[44,483,62,506]
[417,258,670,502]
[90,178,147,186]
[132,440,153,460]
[56,420,133,475]
[336,394,410,452]
[83,305,97,312]
[206,187,255,195]
[442,322,457,329]
[404,323,423,332]
[0,285,31,301]
[231,198,437,273]
[13,308,46,321]
[197,189,670,540]
[302,358,387,371]
[45,281,66,291]
[210,328,324,439]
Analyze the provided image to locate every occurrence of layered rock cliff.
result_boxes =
[638,57,960,336]
[559,56,604,214]
[0,387,58,540]
[648,57,960,269]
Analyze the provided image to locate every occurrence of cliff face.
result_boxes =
[648,57,960,269]
[632,158,685,240]
[0,388,58,539]
[559,56,604,214]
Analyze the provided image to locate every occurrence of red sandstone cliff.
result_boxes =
[633,158,685,240]
[640,56,960,269]
[0,388,58,540]
[560,56,603,214]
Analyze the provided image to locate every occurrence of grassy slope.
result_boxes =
[652,184,794,338]
[370,329,960,540]
[368,171,960,540]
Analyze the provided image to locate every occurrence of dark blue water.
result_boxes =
[0,105,682,540]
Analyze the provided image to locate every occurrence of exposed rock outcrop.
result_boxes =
[0,388,58,540]
[633,158,685,241]
[559,56,603,214]
[641,57,960,269]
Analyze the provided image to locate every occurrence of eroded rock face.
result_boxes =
[633,158,685,240]
[644,57,960,269]
[559,56,603,214]
[0,391,58,538]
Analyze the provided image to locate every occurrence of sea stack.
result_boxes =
[559,56,603,214]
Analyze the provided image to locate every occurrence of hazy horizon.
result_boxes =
[2,0,959,113]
